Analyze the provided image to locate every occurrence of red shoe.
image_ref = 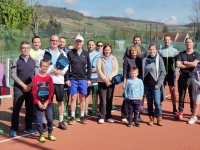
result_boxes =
[177,112,183,119]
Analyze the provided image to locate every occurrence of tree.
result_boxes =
[162,25,169,33]
[46,15,62,34]
[189,0,200,29]
[195,28,200,40]
[0,0,34,29]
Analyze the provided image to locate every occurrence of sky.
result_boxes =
[40,0,193,25]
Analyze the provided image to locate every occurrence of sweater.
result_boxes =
[123,57,142,79]
[192,62,200,88]
[11,56,39,88]
[30,48,43,60]
[97,55,118,83]
[124,78,144,99]
[32,74,54,104]
[38,48,68,84]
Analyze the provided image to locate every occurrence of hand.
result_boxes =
[55,69,62,75]
[43,100,48,109]
[106,81,111,87]
[51,68,56,74]
[65,80,71,86]
[194,59,199,62]
[87,80,91,87]
[122,82,126,89]
[91,68,97,72]
[23,85,31,92]
[38,102,43,110]
[104,78,109,83]
[155,85,159,89]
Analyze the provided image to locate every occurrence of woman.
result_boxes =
[121,45,142,122]
[142,43,166,126]
[96,43,118,124]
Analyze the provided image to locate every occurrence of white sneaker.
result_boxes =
[107,118,114,123]
[121,118,128,122]
[98,119,104,124]
[188,116,197,124]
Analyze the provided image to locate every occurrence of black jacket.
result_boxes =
[65,49,91,80]
[123,57,142,79]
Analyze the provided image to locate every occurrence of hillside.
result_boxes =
[37,5,192,34]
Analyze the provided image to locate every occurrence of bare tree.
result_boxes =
[26,0,46,35]
[189,0,200,29]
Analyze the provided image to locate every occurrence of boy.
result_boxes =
[188,62,200,124]
[124,67,144,127]
[32,59,55,142]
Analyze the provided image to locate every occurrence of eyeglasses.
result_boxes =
[97,45,103,47]
[50,40,59,42]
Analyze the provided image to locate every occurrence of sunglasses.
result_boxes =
[97,45,103,47]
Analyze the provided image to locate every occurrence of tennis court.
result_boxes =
[0,74,199,150]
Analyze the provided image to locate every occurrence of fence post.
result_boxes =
[6,58,10,87]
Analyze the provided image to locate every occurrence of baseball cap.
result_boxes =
[75,33,84,41]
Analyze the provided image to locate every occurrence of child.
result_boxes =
[188,62,200,124]
[32,59,55,142]
[124,67,144,127]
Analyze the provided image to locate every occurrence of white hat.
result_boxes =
[75,33,84,41]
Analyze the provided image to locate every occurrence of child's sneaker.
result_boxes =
[49,134,56,141]
[68,117,75,125]
[58,121,67,130]
[39,135,45,142]
[188,116,197,124]
[177,112,183,119]
[9,130,17,137]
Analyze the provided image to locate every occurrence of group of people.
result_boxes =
[3,33,200,142]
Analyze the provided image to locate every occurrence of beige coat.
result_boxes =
[97,55,118,83]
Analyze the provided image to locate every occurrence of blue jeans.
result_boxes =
[144,85,162,117]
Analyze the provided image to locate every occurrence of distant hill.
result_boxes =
[37,5,192,34]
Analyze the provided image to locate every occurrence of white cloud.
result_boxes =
[79,10,91,16]
[124,8,134,17]
[64,0,78,6]
[161,16,178,25]
[100,3,117,11]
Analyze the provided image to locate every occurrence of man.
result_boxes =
[39,35,68,130]
[176,38,200,119]
[59,37,70,54]
[85,40,101,116]
[65,34,91,125]
[67,44,74,50]
[96,41,104,53]
[29,36,43,60]
[158,35,178,115]
[123,36,147,60]
[10,41,39,137]
[122,36,147,122]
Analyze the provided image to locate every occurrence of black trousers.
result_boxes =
[127,99,141,123]
[35,104,53,135]
[121,100,128,119]
[178,75,196,113]
[11,86,33,131]
[98,82,115,119]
